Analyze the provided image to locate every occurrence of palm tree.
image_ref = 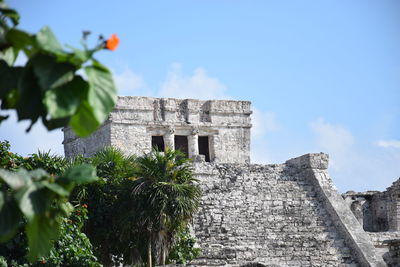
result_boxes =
[129,148,201,267]
[70,146,138,266]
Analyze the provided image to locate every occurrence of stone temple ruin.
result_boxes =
[64,96,251,163]
[64,96,400,266]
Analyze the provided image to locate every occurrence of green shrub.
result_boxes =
[42,204,101,267]
[168,228,201,265]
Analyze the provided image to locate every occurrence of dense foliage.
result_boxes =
[0,142,202,266]
[40,204,101,267]
[0,205,101,267]
[0,141,101,266]
[72,148,202,267]
[71,147,137,266]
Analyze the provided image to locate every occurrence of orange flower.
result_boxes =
[41,259,46,264]
[106,34,119,51]
[82,204,88,208]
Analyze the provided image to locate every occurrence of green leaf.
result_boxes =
[0,114,9,123]
[0,6,20,26]
[0,168,27,190]
[26,214,61,261]
[15,66,44,129]
[42,116,71,131]
[59,201,73,216]
[0,60,22,99]
[29,169,48,180]
[36,26,63,55]
[58,164,97,186]
[1,88,18,109]
[69,100,101,137]
[44,75,88,118]
[65,44,92,65]
[15,183,48,220]
[31,53,75,91]
[0,46,18,65]
[0,192,22,243]
[85,62,117,125]
[6,28,33,51]
[42,181,69,197]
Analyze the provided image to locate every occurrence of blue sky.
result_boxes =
[1,0,399,192]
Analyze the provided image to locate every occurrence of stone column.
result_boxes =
[163,126,175,150]
[188,128,199,158]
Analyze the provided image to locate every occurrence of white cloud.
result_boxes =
[310,118,354,172]
[250,109,280,164]
[252,109,279,138]
[310,118,400,192]
[113,68,152,96]
[158,63,229,100]
[311,119,354,154]
[376,140,400,149]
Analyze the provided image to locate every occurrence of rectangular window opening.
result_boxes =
[198,136,210,162]
[152,136,165,152]
[174,135,189,157]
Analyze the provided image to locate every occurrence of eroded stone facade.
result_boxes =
[64,96,251,164]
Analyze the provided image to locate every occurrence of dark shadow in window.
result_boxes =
[152,136,165,152]
[174,135,188,156]
[198,136,210,162]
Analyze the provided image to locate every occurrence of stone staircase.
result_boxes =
[192,163,361,266]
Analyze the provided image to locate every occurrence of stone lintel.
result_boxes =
[146,126,219,136]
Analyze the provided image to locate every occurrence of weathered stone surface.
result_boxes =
[64,96,251,163]
[62,122,111,157]
[191,153,385,266]
[382,239,400,267]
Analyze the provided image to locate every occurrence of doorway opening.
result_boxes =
[198,136,210,162]
[174,135,188,156]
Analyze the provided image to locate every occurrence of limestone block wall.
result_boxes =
[212,127,250,164]
[110,124,150,156]
[63,122,111,158]
[192,154,385,266]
